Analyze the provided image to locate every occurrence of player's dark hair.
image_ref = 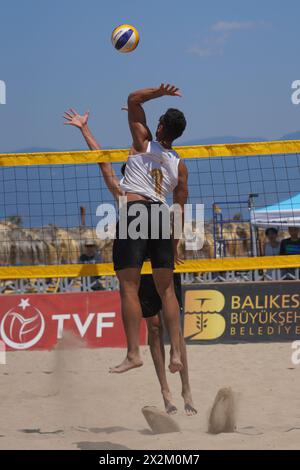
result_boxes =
[121,163,126,176]
[159,108,187,141]
[265,227,278,236]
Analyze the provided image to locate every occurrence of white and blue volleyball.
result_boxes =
[111,24,139,53]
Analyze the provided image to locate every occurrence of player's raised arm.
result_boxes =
[127,84,182,154]
[63,109,122,200]
[173,160,188,263]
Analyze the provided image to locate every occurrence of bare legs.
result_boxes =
[147,313,197,415]
[110,268,197,414]
[111,267,183,374]
[152,268,183,373]
[179,333,197,416]
[147,315,177,414]
[109,268,143,373]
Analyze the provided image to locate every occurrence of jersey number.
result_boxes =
[151,169,163,197]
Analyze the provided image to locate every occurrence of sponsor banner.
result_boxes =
[0,291,147,351]
[183,282,300,343]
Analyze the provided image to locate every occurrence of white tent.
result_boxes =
[251,193,300,228]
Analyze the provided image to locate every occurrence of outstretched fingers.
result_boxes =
[160,83,182,97]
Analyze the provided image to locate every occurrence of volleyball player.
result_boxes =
[64,83,188,375]
[120,164,196,415]
[139,272,197,415]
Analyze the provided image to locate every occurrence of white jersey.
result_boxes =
[120,141,180,203]
[264,242,280,256]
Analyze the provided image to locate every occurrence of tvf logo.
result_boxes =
[0,80,6,105]
[291,341,300,365]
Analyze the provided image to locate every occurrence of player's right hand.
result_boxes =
[159,83,182,97]
[63,108,89,129]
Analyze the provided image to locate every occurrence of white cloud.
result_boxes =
[188,33,229,57]
[211,21,260,32]
[189,20,268,58]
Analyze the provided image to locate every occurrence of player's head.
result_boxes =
[85,240,97,255]
[265,227,278,241]
[288,226,299,239]
[156,108,186,143]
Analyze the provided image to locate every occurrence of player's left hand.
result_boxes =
[63,108,89,129]
[173,240,184,265]
[174,254,184,265]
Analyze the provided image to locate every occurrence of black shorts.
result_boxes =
[139,273,183,318]
[113,201,174,271]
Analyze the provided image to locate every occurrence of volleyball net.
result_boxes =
[1,139,300,280]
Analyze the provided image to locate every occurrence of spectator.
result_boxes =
[280,227,300,255]
[79,240,103,290]
[279,226,300,279]
[264,227,280,280]
[264,228,280,256]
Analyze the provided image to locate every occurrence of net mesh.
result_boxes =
[0,143,300,274]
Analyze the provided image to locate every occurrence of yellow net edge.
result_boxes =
[1,139,300,166]
[1,256,300,280]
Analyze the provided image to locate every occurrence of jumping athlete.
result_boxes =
[139,273,197,415]
[64,83,188,375]
[119,163,196,415]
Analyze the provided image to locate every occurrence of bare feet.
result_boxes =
[109,355,143,374]
[168,352,183,374]
[162,390,178,415]
[182,390,197,416]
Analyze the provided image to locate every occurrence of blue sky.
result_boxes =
[0,0,300,153]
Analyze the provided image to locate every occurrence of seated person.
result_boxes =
[280,227,300,255]
[264,227,280,280]
[279,226,300,280]
[79,240,103,290]
[264,227,280,256]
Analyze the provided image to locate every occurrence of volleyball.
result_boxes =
[111,24,139,53]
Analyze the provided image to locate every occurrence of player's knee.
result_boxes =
[147,318,161,340]
[119,283,139,299]
[156,284,174,301]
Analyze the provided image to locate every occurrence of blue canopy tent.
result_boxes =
[251,193,300,228]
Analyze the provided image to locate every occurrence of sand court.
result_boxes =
[0,342,299,450]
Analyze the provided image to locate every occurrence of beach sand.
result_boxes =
[0,342,299,450]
